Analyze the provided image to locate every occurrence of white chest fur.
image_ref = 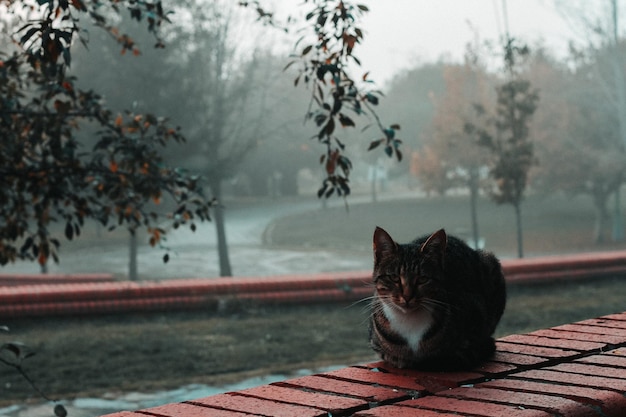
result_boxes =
[382,303,434,353]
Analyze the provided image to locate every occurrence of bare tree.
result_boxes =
[555,0,626,241]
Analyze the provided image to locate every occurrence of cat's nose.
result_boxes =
[401,294,413,306]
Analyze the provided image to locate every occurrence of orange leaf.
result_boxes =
[110,160,118,173]
[114,114,123,127]
[38,251,47,266]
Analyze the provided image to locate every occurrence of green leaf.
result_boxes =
[368,139,383,151]
[338,114,355,127]
[65,222,74,240]
[54,404,68,417]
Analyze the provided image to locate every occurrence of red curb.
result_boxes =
[233,385,366,414]
[601,312,626,321]
[576,352,626,367]
[440,386,602,417]
[578,317,626,329]
[489,351,550,366]
[495,341,580,358]
[529,328,626,345]
[352,406,460,417]
[399,395,553,416]
[2,250,626,318]
[551,323,626,338]
[134,402,252,416]
[499,334,607,352]
[361,361,484,391]
[318,366,428,392]
[188,393,327,417]
[480,378,626,417]
[547,362,626,379]
[510,369,626,391]
[275,375,408,403]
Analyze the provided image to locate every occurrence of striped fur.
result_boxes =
[369,227,506,370]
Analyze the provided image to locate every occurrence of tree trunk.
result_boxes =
[592,190,610,244]
[129,231,138,281]
[514,202,524,258]
[370,164,378,203]
[611,188,624,242]
[610,0,626,241]
[210,178,232,277]
[469,168,481,249]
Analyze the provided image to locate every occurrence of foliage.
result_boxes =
[282,0,402,198]
[466,39,539,207]
[464,38,539,257]
[529,47,626,242]
[0,1,212,266]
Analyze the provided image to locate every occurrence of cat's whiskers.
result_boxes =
[419,297,453,315]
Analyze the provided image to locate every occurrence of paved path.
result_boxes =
[1,195,373,280]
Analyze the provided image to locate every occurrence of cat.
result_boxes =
[369,226,506,371]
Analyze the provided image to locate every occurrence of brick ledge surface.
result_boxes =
[99,311,626,417]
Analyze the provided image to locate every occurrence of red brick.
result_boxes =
[236,384,366,414]
[188,393,326,417]
[548,362,626,379]
[276,375,409,402]
[480,378,626,417]
[578,317,626,329]
[352,405,459,416]
[530,328,626,345]
[137,402,251,417]
[511,369,626,391]
[496,341,578,358]
[490,351,549,366]
[500,334,605,352]
[472,360,517,375]
[361,362,484,391]
[401,396,552,417]
[553,323,626,339]
[599,312,626,322]
[440,386,601,417]
[322,366,427,392]
[577,353,626,368]
[99,413,144,417]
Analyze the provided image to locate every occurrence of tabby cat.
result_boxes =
[369,227,506,370]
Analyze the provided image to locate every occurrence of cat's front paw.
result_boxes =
[381,353,409,369]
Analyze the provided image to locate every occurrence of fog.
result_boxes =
[4,1,626,279]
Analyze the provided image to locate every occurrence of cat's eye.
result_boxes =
[416,275,431,285]
[377,274,399,283]
[388,275,401,283]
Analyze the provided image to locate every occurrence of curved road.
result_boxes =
[1,195,372,280]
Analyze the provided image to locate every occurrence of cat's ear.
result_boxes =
[373,226,397,263]
[420,229,447,265]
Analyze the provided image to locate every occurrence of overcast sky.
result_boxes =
[261,0,593,86]
[356,0,575,83]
